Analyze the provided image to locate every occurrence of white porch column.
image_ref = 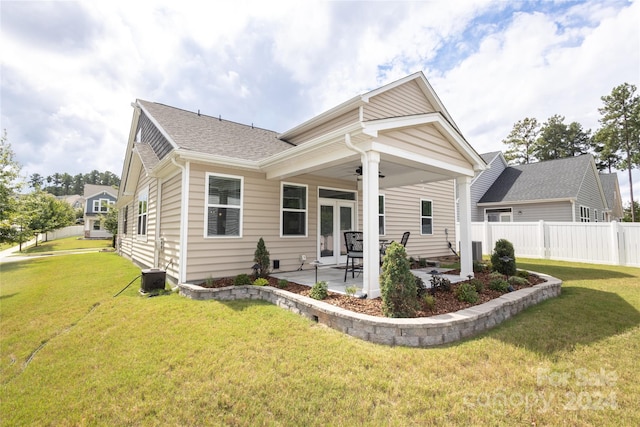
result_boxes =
[457,176,473,278]
[362,151,381,298]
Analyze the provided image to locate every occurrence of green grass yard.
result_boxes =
[1,250,639,426]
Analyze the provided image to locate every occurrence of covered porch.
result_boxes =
[271,265,466,297]
[262,73,487,298]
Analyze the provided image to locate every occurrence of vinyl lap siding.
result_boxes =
[470,157,506,221]
[286,109,360,145]
[377,125,470,170]
[382,180,455,260]
[159,173,182,280]
[576,166,607,222]
[184,164,358,282]
[364,80,435,120]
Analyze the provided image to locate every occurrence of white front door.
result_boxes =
[318,199,356,265]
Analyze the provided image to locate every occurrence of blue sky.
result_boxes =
[1,0,638,205]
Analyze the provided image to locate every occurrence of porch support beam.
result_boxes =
[362,150,381,298]
[457,176,473,279]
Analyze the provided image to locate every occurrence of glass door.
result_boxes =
[319,199,355,265]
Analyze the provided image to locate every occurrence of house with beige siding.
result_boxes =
[116,72,486,298]
[473,153,620,222]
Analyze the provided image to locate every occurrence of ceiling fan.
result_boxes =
[355,165,385,178]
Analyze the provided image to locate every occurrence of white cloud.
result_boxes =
[1,0,637,207]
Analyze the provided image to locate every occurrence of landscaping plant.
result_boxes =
[490,238,517,276]
[379,241,418,318]
[253,278,269,286]
[253,237,270,278]
[455,282,479,304]
[309,281,328,300]
[234,273,252,286]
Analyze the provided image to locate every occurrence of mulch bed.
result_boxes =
[196,270,546,318]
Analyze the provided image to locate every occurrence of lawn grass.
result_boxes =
[21,235,113,254]
[1,254,639,426]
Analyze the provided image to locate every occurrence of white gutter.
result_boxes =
[171,157,190,283]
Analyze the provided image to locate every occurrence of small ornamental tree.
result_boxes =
[490,239,517,276]
[379,241,418,318]
[253,237,270,278]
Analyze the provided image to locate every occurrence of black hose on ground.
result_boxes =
[113,274,141,297]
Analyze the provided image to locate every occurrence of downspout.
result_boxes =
[154,177,162,268]
[171,157,190,283]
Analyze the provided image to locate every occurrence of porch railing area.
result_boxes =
[456,221,640,268]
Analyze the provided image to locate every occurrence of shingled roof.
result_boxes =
[478,154,594,203]
[137,100,295,162]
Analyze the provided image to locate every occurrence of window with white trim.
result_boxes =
[594,209,598,222]
[379,194,385,235]
[420,199,433,235]
[93,198,113,213]
[486,208,512,222]
[137,190,148,236]
[122,206,128,235]
[281,183,307,236]
[580,205,591,222]
[206,174,242,237]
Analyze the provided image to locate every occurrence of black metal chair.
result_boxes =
[344,231,364,281]
[380,231,410,263]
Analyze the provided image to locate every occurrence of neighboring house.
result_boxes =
[599,172,624,221]
[84,184,117,238]
[116,71,486,298]
[475,153,613,222]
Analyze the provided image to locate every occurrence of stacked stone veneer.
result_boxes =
[178,274,561,348]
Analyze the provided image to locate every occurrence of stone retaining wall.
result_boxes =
[177,273,562,347]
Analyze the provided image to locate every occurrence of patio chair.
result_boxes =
[344,231,364,281]
[380,231,410,263]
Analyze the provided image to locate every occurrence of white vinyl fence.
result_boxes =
[457,221,640,268]
[39,225,84,241]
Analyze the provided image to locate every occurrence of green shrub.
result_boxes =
[418,257,428,268]
[253,237,270,278]
[430,275,451,293]
[469,278,484,293]
[414,275,428,297]
[277,279,289,289]
[234,274,252,286]
[490,239,517,276]
[516,269,530,279]
[423,294,436,310]
[489,278,510,293]
[310,281,328,300]
[253,277,269,286]
[455,282,479,304]
[508,276,529,287]
[473,261,489,273]
[488,271,505,280]
[345,285,357,297]
[380,242,418,318]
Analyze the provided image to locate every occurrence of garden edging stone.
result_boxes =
[177,272,562,347]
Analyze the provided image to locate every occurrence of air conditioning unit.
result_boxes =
[140,269,166,292]
[472,241,482,262]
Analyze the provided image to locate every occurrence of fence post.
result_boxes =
[483,221,490,256]
[538,220,546,259]
[610,221,621,265]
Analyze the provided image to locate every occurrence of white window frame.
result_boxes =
[485,207,513,222]
[379,194,386,236]
[93,198,114,213]
[420,199,434,235]
[137,187,149,238]
[204,173,244,238]
[580,205,591,222]
[281,182,308,237]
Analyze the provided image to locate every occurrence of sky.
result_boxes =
[1,0,639,207]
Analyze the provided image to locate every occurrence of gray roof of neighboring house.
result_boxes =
[480,151,502,164]
[84,184,117,199]
[599,173,618,210]
[478,154,593,203]
[138,100,295,162]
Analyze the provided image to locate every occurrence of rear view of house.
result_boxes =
[116,72,486,297]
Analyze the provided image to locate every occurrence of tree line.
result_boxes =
[0,129,120,247]
[28,170,120,196]
[502,82,639,222]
